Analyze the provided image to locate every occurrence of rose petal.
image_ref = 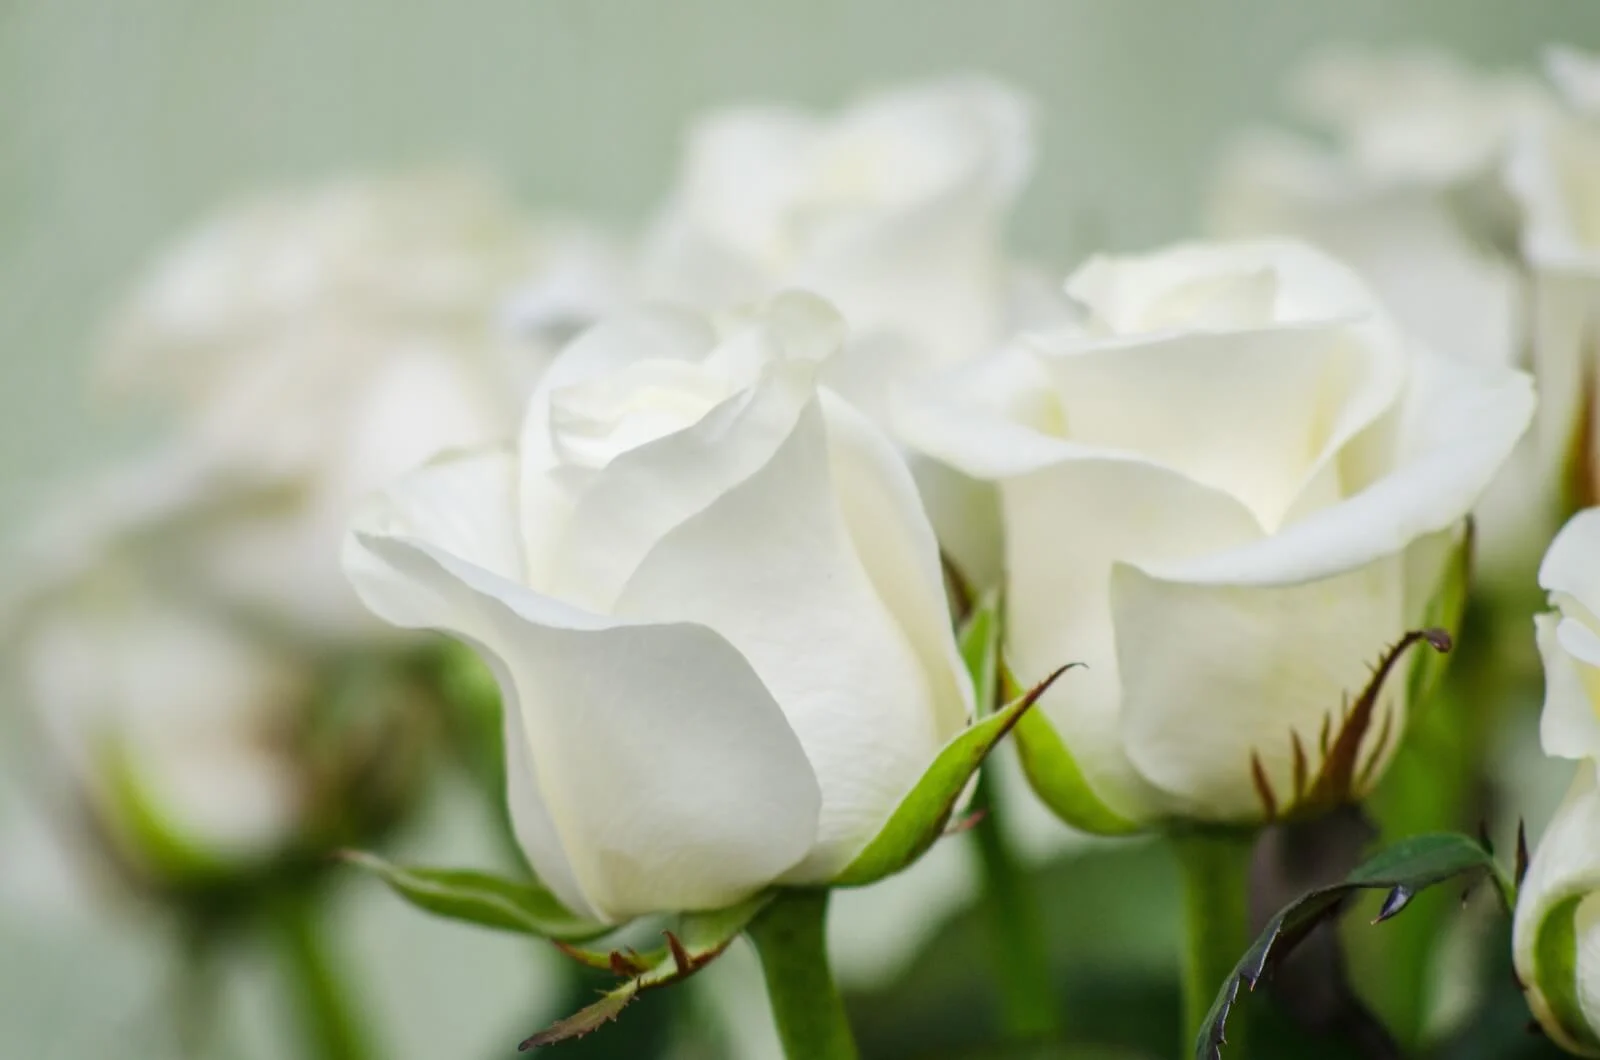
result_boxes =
[1538,613,1600,764]
[1113,551,1407,821]
[1144,349,1532,586]
[1001,458,1262,822]
[613,398,953,880]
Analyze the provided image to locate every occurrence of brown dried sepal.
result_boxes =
[522,929,732,1050]
[1249,628,1452,823]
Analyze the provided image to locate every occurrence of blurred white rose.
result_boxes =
[641,76,1032,378]
[1,534,309,880]
[897,240,1533,827]
[641,78,1041,588]
[1211,47,1552,579]
[344,292,974,924]
[98,172,627,641]
[1285,47,1547,188]
[1507,50,1600,507]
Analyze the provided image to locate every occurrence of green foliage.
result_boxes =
[1194,832,1511,1060]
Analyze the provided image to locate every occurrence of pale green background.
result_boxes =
[2,3,1597,1057]
[4,0,1598,527]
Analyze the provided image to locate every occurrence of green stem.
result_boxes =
[1172,828,1257,1058]
[968,770,1061,1040]
[172,923,222,1060]
[270,890,375,1060]
[746,889,860,1060]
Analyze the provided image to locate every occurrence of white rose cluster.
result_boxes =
[4,171,625,879]
[13,50,1599,1060]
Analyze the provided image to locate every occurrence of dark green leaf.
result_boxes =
[341,851,608,941]
[1195,832,1510,1060]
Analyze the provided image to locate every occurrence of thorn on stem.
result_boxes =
[1516,820,1531,887]
[664,931,692,976]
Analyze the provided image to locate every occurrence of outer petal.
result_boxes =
[1146,350,1533,586]
[1065,239,1389,332]
[613,399,952,880]
[344,451,823,923]
[1000,459,1263,823]
[891,344,1091,481]
[1538,612,1600,764]
[1113,552,1407,821]
[1542,509,1600,619]
[1039,322,1387,531]
[907,454,1004,591]
[1514,763,1600,1056]
[817,390,973,739]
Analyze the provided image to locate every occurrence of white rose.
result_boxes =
[1286,47,1548,188]
[641,76,1032,375]
[99,172,625,640]
[343,292,975,924]
[1507,52,1600,500]
[896,240,1533,827]
[2,550,309,875]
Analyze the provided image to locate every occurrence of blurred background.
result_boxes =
[3,2,1598,1058]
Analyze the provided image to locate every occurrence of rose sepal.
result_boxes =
[830,595,1075,887]
[338,851,610,942]
[999,652,1141,837]
[523,894,774,1049]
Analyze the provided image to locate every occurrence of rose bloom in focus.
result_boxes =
[898,239,1532,829]
[344,291,977,923]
